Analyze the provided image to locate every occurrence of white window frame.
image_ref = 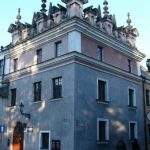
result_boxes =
[39,130,51,150]
[129,121,137,140]
[128,87,136,107]
[97,78,109,102]
[97,118,109,141]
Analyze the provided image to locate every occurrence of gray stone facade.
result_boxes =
[0,0,147,150]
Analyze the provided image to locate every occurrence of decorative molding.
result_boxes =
[5,52,142,84]
[5,17,145,62]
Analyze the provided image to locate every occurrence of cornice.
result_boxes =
[5,52,142,84]
[6,17,145,61]
[73,18,145,61]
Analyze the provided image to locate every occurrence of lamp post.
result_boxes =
[19,102,31,119]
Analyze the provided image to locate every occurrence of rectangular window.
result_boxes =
[53,77,62,99]
[146,90,150,106]
[52,140,61,150]
[97,80,108,102]
[129,122,137,140]
[11,88,16,106]
[40,131,50,150]
[128,88,136,107]
[36,49,42,64]
[55,41,62,57]
[128,59,132,73]
[13,58,18,72]
[0,59,3,76]
[34,82,41,102]
[97,118,109,142]
[97,46,103,62]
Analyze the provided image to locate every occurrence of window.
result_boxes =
[53,77,62,99]
[52,140,61,150]
[11,88,16,106]
[36,49,42,64]
[55,41,62,57]
[148,125,150,140]
[40,131,50,150]
[128,88,136,107]
[146,90,150,106]
[34,82,41,101]
[97,118,109,142]
[13,58,18,72]
[97,46,103,62]
[128,59,132,73]
[0,59,3,76]
[97,79,108,102]
[129,121,137,140]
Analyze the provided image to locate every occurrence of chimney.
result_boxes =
[146,59,150,72]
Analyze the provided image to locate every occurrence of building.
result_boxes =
[141,59,150,150]
[0,0,146,150]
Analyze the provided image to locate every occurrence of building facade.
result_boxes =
[0,0,146,150]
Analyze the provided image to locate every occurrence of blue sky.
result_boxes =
[0,0,149,64]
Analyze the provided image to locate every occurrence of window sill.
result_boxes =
[97,140,109,144]
[128,105,137,109]
[96,99,109,104]
[50,97,63,101]
[7,105,17,109]
[31,100,43,104]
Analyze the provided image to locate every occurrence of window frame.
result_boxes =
[128,59,132,73]
[0,59,4,76]
[11,88,17,106]
[13,58,18,72]
[39,130,51,150]
[55,41,62,57]
[36,49,42,64]
[146,90,150,106]
[128,87,136,107]
[33,81,42,102]
[97,118,109,142]
[97,46,103,62]
[129,121,137,140]
[53,77,62,99]
[97,78,109,103]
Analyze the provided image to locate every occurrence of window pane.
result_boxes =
[99,121,106,141]
[130,123,135,140]
[128,59,132,73]
[146,90,150,106]
[34,82,41,101]
[14,58,18,71]
[41,133,49,149]
[56,42,62,57]
[97,47,103,61]
[129,89,134,106]
[37,49,42,64]
[53,77,62,99]
[98,80,106,101]
[0,59,3,76]
[11,89,16,106]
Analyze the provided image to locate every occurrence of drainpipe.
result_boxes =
[141,75,148,150]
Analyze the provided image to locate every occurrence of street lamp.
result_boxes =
[19,102,31,119]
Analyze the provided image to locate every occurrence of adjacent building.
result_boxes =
[0,0,147,150]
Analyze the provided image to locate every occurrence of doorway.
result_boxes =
[13,122,24,150]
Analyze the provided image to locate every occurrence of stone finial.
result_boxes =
[40,0,47,14]
[103,0,109,18]
[48,2,53,19]
[97,4,102,21]
[16,8,21,22]
[127,12,131,27]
